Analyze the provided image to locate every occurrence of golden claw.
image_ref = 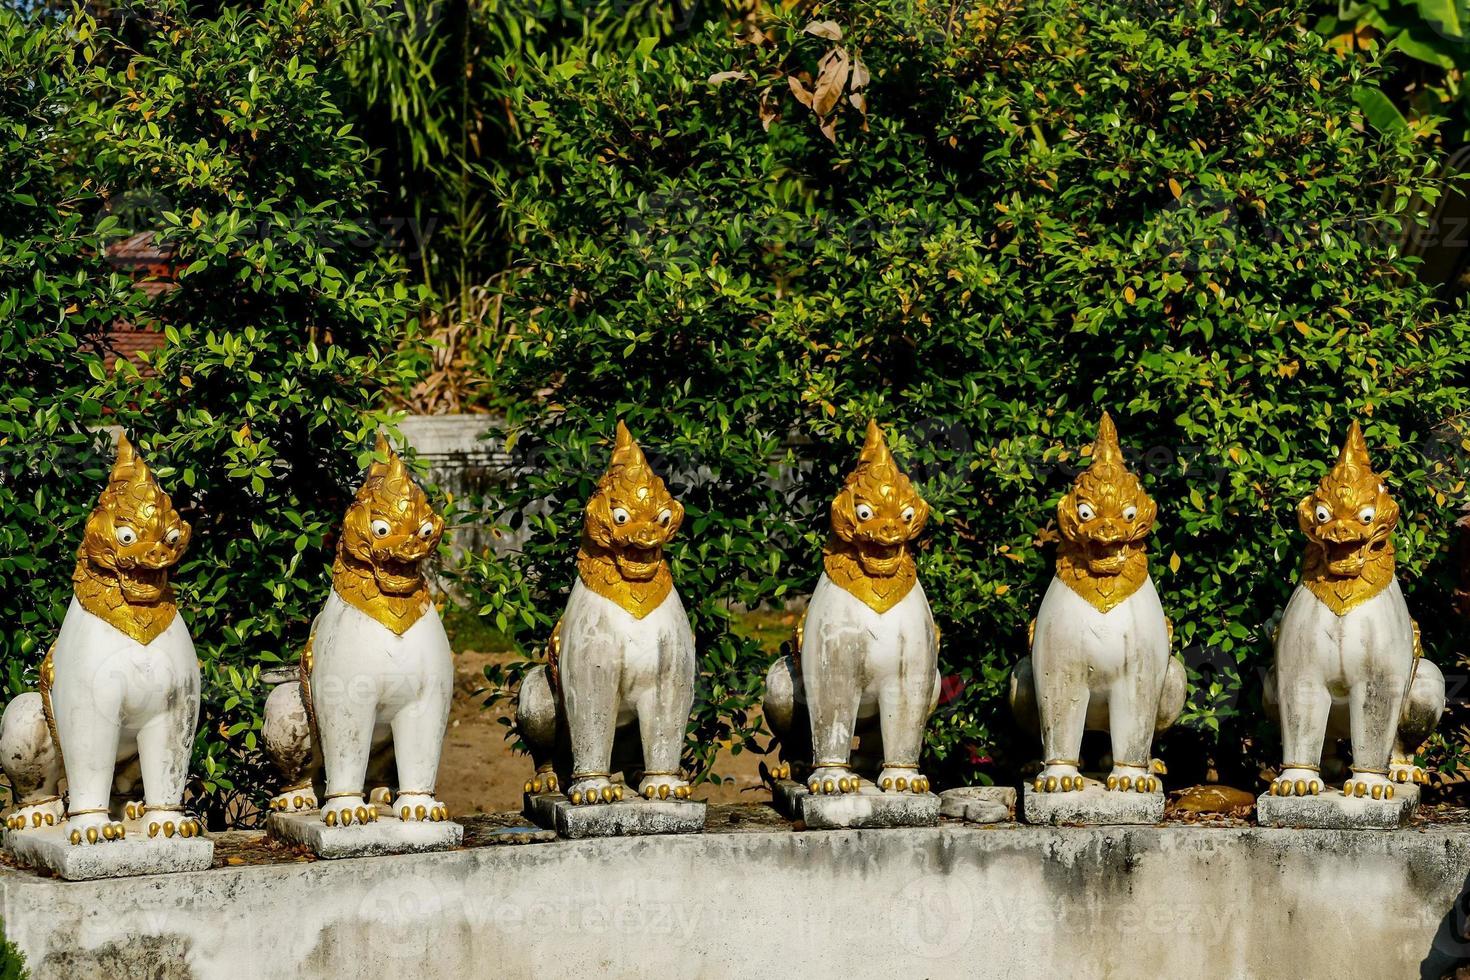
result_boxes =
[1106,776,1119,791]
[570,791,583,805]
[1385,785,1394,800]
[675,785,690,799]
[86,827,98,844]
[601,787,615,803]
[659,784,671,800]
[324,810,338,827]
[356,806,370,824]
[416,805,428,821]
[70,829,82,845]
[1059,776,1072,792]
[885,778,896,791]
[1044,776,1058,792]
[400,806,411,820]
[524,779,533,794]
[644,786,657,800]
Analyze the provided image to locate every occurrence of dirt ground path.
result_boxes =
[436,649,770,815]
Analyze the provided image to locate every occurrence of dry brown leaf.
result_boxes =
[804,20,843,41]
[851,54,870,90]
[819,116,838,143]
[759,90,779,131]
[812,48,850,116]
[849,91,867,116]
[788,75,814,109]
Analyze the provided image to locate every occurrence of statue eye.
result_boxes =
[166,528,182,546]
[855,503,874,522]
[1122,505,1138,522]
[901,506,915,523]
[1315,504,1331,525]
[1358,506,1375,525]
[612,507,631,526]
[418,520,435,540]
[657,509,672,527]
[371,519,391,538]
[1076,503,1095,522]
[114,526,137,546]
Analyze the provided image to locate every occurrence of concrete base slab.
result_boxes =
[1256,785,1419,830]
[939,786,1016,823]
[525,791,705,839]
[1022,780,1164,826]
[773,778,939,830]
[267,810,462,858]
[4,815,1470,978]
[4,823,212,881]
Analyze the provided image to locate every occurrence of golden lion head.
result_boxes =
[582,422,682,582]
[829,420,929,578]
[338,433,443,596]
[77,433,190,604]
[1057,412,1156,576]
[1297,421,1397,579]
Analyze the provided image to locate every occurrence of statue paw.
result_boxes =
[806,766,860,795]
[766,760,792,782]
[321,795,378,828]
[1032,766,1085,793]
[144,812,204,839]
[1269,769,1323,797]
[1390,761,1429,786]
[523,768,559,795]
[269,784,318,814]
[638,773,691,801]
[66,811,127,845]
[395,793,450,822]
[123,800,147,821]
[369,787,394,807]
[5,796,64,832]
[1105,768,1160,794]
[1341,774,1395,801]
[877,767,930,794]
[566,776,621,806]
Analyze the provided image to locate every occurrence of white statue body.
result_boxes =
[1272,580,1414,796]
[309,591,453,825]
[48,597,200,842]
[799,570,939,793]
[1,434,204,844]
[1267,422,1439,801]
[556,578,696,803]
[1029,573,1170,779]
[516,423,697,806]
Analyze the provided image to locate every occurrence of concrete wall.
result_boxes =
[4,821,1469,979]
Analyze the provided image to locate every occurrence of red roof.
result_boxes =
[102,233,174,371]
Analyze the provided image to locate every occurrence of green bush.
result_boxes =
[467,0,1470,788]
[0,9,141,701]
[1,0,418,826]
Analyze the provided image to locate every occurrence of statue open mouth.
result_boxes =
[117,566,168,604]
[855,541,904,577]
[614,546,661,581]
[373,557,422,595]
[1322,538,1370,577]
[1082,542,1129,576]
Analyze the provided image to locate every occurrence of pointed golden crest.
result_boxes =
[331,432,443,635]
[577,421,682,619]
[823,420,929,614]
[72,431,191,644]
[1296,422,1398,615]
[1054,412,1156,614]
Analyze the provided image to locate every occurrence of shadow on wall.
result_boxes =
[1424,871,1470,979]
